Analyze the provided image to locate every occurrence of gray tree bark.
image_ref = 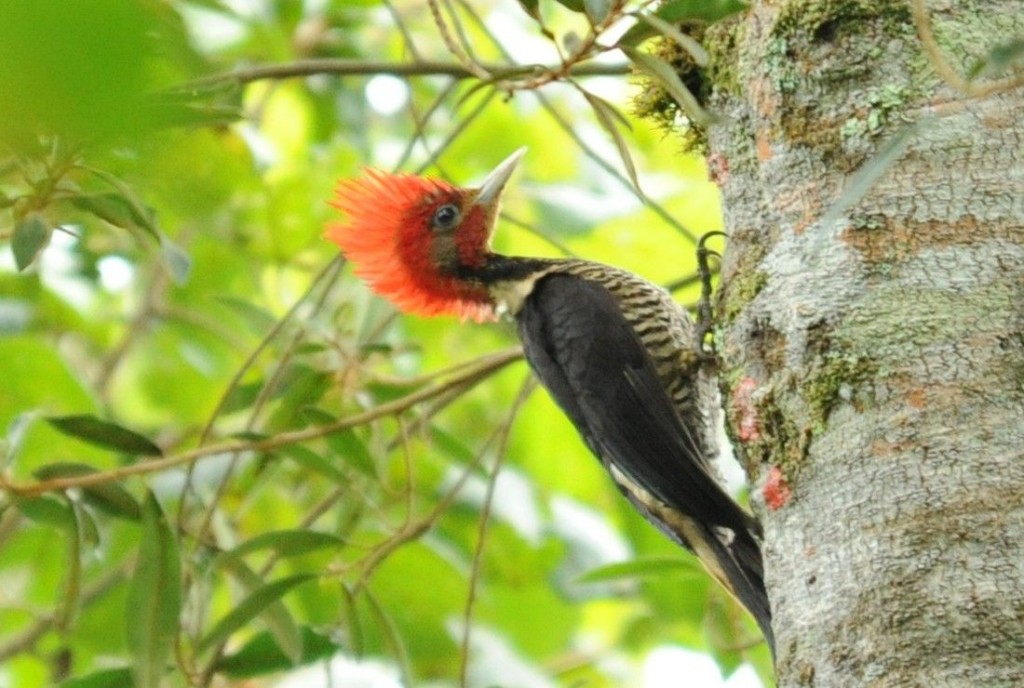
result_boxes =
[704,1,1024,685]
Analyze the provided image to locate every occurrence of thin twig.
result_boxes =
[176,257,344,535]
[447,0,624,93]
[382,0,424,63]
[532,88,699,242]
[174,259,346,684]
[176,59,628,92]
[192,253,343,546]
[94,266,168,395]
[155,305,250,350]
[427,0,493,81]
[336,378,545,598]
[387,0,451,172]
[395,79,461,171]
[449,0,700,243]
[500,212,576,257]
[0,558,131,661]
[1,348,524,498]
[910,0,1024,98]
[414,88,500,177]
[664,269,710,295]
[458,376,537,688]
[344,394,514,595]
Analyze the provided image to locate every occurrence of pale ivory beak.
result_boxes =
[476,147,527,207]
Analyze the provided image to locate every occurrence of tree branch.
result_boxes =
[0,347,524,498]
[177,58,629,93]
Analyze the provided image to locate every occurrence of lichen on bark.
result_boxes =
[684,1,1024,684]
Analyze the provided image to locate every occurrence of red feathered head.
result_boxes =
[326,149,525,323]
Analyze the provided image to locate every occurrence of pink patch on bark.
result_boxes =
[763,466,792,510]
[733,377,760,442]
[707,153,730,186]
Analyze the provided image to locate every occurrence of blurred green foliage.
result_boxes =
[0,1,769,686]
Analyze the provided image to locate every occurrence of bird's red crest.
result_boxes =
[326,169,497,322]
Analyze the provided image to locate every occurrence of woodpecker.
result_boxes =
[326,149,774,654]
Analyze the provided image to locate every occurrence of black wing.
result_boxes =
[516,273,773,653]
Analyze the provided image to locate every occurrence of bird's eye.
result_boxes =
[432,204,460,230]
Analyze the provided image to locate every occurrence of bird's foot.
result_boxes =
[696,231,727,362]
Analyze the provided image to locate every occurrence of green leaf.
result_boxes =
[657,0,748,22]
[160,233,191,284]
[359,342,396,356]
[70,192,154,234]
[155,101,243,129]
[46,414,162,456]
[622,47,713,125]
[364,589,412,683]
[339,584,364,656]
[270,366,333,426]
[4,410,38,468]
[219,380,263,414]
[365,378,422,401]
[294,342,328,355]
[77,167,161,235]
[220,562,306,665]
[214,626,341,678]
[515,0,540,22]
[126,493,182,688]
[197,573,316,654]
[12,214,50,271]
[304,408,376,477]
[577,556,698,583]
[215,529,345,566]
[968,37,1024,79]
[15,495,74,528]
[430,426,477,464]
[58,500,85,628]
[216,296,278,335]
[170,0,236,13]
[327,427,377,477]
[584,0,613,23]
[73,497,101,551]
[58,668,133,688]
[0,1,171,142]
[629,12,709,65]
[819,123,919,229]
[553,0,585,12]
[619,0,748,46]
[33,462,142,520]
[583,91,642,194]
[277,444,348,484]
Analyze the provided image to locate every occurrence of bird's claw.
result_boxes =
[696,231,727,362]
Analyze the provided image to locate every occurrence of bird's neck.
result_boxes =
[457,254,564,316]
[458,253,556,282]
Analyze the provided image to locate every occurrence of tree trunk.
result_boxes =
[705,1,1024,684]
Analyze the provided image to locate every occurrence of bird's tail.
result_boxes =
[701,517,775,659]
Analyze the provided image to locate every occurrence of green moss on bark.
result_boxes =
[735,382,807,479]
[772,0,911,39]
[631,20,716,151]
[720,268,767,324]
[633,0,916,153]
[803,350,875,429]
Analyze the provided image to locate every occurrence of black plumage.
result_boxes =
[331,147,774,655]
[482,260,774,655]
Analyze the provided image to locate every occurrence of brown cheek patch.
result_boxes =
[455,205,490,268]
[326,173,494,322]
